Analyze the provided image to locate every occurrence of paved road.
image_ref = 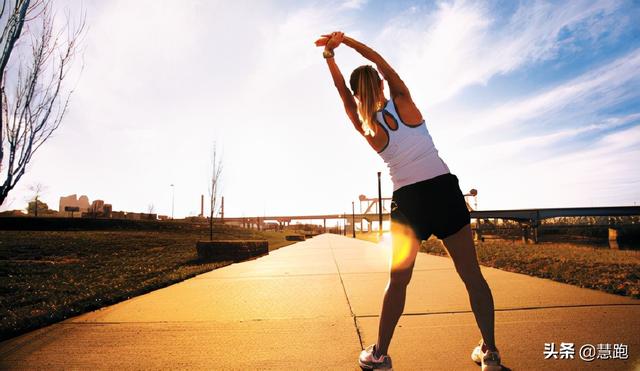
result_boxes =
[1,234,639,370]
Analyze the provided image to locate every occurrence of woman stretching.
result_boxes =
[316,32,502,371]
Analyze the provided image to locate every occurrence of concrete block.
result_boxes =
[285,235,305,241]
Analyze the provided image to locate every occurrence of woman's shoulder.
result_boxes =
[390,94,424,127]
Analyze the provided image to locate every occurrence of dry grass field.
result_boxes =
[356,232,640,299]
[0,224,295,341]
[423,237,640,298]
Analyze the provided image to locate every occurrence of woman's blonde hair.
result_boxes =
[350,65,384,137]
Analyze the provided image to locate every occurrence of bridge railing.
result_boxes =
[223,206,639,248]
[470,206,640,247]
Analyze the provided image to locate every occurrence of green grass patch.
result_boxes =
[0,225,294,341]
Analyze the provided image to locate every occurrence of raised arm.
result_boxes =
[341,36,410,98]
[321,40,364,135]
[342,35,423,125]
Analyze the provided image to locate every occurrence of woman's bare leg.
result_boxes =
[442,223,497,351]
[375,221,420,356]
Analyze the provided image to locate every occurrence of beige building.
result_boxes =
[59,194,91,216]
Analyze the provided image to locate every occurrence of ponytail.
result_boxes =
[350,65,384,137]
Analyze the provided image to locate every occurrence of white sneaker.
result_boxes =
[358,344,393,370]
[471,339,502,371]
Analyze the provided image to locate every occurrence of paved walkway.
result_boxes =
[1,234,639,370]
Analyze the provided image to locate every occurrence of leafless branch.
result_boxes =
[0,0,85,205]
[208,142,223,240]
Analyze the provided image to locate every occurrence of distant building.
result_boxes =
[122,212,156,220]
[125,212,140,220]
[142,213,157,220]
[59,194,115,218]
[58,192,158,221]
[89,199,105,213]
[59,194,91,216]
[103,204,112,218]
[111,211,126,219]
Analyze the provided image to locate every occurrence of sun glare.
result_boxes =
[380,225,416,271]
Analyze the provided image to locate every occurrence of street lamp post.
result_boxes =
[344,213,347,236]
[170,184,175,220]
[352,201,356,238]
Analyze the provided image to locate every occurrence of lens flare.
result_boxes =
[389,224,416,271]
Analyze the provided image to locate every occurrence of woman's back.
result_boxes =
[376,98,450,191]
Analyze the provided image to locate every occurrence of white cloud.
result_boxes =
[459,49,640,135]
[375,0,625,107]
[475,113,640,157]
[461,123,640,210]
[341,0,368,10]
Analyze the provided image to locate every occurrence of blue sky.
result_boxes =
[3,0,640,217]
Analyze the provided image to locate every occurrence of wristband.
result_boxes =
[323,49,335,59]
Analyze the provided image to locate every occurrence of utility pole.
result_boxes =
[221,196,225,222]
[352,201,356,238]
[377,172,383,237]
[344,213,347,236]
[170,184,175,220]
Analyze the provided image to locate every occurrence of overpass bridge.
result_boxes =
[222,206,640,244]
[221,213,390,232]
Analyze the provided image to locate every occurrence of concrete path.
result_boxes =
[1,234,639,370]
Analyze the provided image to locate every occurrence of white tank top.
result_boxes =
[375,98,450,191]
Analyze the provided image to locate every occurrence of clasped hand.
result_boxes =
[315,31,344,51]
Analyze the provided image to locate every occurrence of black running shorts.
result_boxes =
[390,173,471,240]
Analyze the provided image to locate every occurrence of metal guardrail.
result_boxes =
[225,206,640,224]
[225,206,639,246]
[470,206,640,246]
[470,206,640,223]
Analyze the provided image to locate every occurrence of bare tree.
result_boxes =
[147,203,155,214]
[0,0,85,206]
[208,142,223,240]
[25,181,44,215]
